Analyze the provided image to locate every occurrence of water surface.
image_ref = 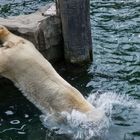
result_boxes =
[89,0,140,139]
[0,0,52,17]
[0,0,140,140]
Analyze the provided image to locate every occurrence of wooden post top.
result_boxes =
[56,0,93,64]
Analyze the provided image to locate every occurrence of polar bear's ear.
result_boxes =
[3,41,14,48]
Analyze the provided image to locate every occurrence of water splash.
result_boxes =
[41,91,138,140]
[87,91,136,115]
[41,110,108,140]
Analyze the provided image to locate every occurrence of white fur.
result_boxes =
[0,26,104,122]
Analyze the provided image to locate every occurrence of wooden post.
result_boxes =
[57,0,93,64]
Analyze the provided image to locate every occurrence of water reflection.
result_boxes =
[90,0,140,95]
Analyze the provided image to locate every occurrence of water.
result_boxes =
[0,0,140,140]
[0,81,47,140]
[0,0,52,17]
[89,0,140,139]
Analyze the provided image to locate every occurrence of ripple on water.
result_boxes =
[89,1,140,140]
[5,110,14,116]
[10,120,20,125]
[0,0,51,17]
[40,91,140,140]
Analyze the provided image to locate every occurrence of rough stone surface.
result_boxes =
[0,3,63,62]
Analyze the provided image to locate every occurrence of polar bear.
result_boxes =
[0,25,104,123]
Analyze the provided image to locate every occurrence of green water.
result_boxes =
[0,0,140,140]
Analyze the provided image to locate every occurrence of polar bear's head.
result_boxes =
[0,25,10,40]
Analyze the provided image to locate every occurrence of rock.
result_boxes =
[0,3,63,62]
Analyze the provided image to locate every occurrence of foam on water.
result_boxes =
[87,91,136,115]
[41,91,139,140]
[41,110,108,140]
